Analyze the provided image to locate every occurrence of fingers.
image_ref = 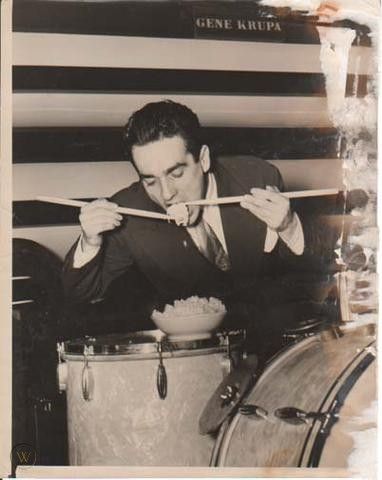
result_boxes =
[80,198,118,214]
[79,198,124,239]
[250,187,284,203]
[240,186,292,231]
[240,199,274,224]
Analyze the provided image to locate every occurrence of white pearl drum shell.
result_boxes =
[215,326,376,468]
[65,351,227,466]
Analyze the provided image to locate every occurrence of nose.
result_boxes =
[160,177,176,204]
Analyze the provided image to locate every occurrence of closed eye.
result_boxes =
[170,166,184,178]
[143,177,156,187]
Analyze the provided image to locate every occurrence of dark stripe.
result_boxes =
[13,1,371,46]
[13,199,92,228]
[14,194,350,228]
[13,127,340,163]
[13,66,344,96]
[13,278,40,302]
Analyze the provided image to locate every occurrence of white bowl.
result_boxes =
[151,311,226,340]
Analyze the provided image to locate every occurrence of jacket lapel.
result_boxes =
[214,161,267,276]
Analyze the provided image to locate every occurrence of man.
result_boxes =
[63,100,323,343]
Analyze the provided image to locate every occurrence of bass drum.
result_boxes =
[214,324,376,468]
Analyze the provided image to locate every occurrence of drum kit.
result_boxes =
[57,320,376,468]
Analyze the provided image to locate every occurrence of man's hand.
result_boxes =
[240,186,293,231]
[79,199,122,248]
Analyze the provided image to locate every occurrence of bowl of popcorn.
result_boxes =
[151,296,227,340]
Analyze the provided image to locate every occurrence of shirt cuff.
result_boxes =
[73,234,101,268]
[264,227,278,253]
[279,212,305,255]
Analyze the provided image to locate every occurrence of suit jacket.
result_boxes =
[62,157,335,336]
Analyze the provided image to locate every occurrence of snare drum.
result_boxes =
[57,329,244,466]
[213,324,376,468]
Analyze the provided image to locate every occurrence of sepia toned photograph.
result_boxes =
[1,0,379,477]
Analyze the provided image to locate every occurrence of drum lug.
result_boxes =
[156,342,167,400]
[238,404,268,420]
[56,342,67,393]
[57,362,68,393]
[81,345,94,401]
[275,406,331,425]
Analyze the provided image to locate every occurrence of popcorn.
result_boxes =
[167,203,190,226]
[152,296,226,319]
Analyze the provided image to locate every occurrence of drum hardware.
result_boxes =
[199,353,258,435]
[56,342,67,392]
[156,341,167,399]
[238,404,268,420]
[57,341,64,363]
[81,345,94,401]
[217,330,246,376]
[357,345,376,357]
[219,331,234,375]
[274,406,332,425]
[303,349,376,467]
[220,384,239,406]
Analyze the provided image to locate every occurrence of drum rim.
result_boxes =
[62,329,245,357]
[299,341,376,467]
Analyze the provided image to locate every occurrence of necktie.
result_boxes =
[196,219,231,272]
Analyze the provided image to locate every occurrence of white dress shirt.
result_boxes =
[73,173,304,268]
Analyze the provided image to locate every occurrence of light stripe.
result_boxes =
[270,159,344,190]
[12,299,34,305]
[13,162,138,201]
[13,94,332,127]
[13,225,81,259]
[13,213,350,261]
[12,276,31,280]
[13,33,373,75]
[13,159,343,201]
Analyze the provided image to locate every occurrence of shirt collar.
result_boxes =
[205,173,218,201]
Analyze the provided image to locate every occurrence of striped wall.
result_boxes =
[12,1,372,259]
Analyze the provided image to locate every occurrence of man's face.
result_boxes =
[132,135,207,225]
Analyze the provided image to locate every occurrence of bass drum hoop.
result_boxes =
[300,344,376,467]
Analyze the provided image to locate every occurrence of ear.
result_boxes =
[199,145,211,173]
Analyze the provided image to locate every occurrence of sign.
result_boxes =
[193,12,285,41]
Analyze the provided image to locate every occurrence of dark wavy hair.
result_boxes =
[123,100,202,162]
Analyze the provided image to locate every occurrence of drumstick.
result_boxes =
[184,188,340,206]
[36,195,173,221]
